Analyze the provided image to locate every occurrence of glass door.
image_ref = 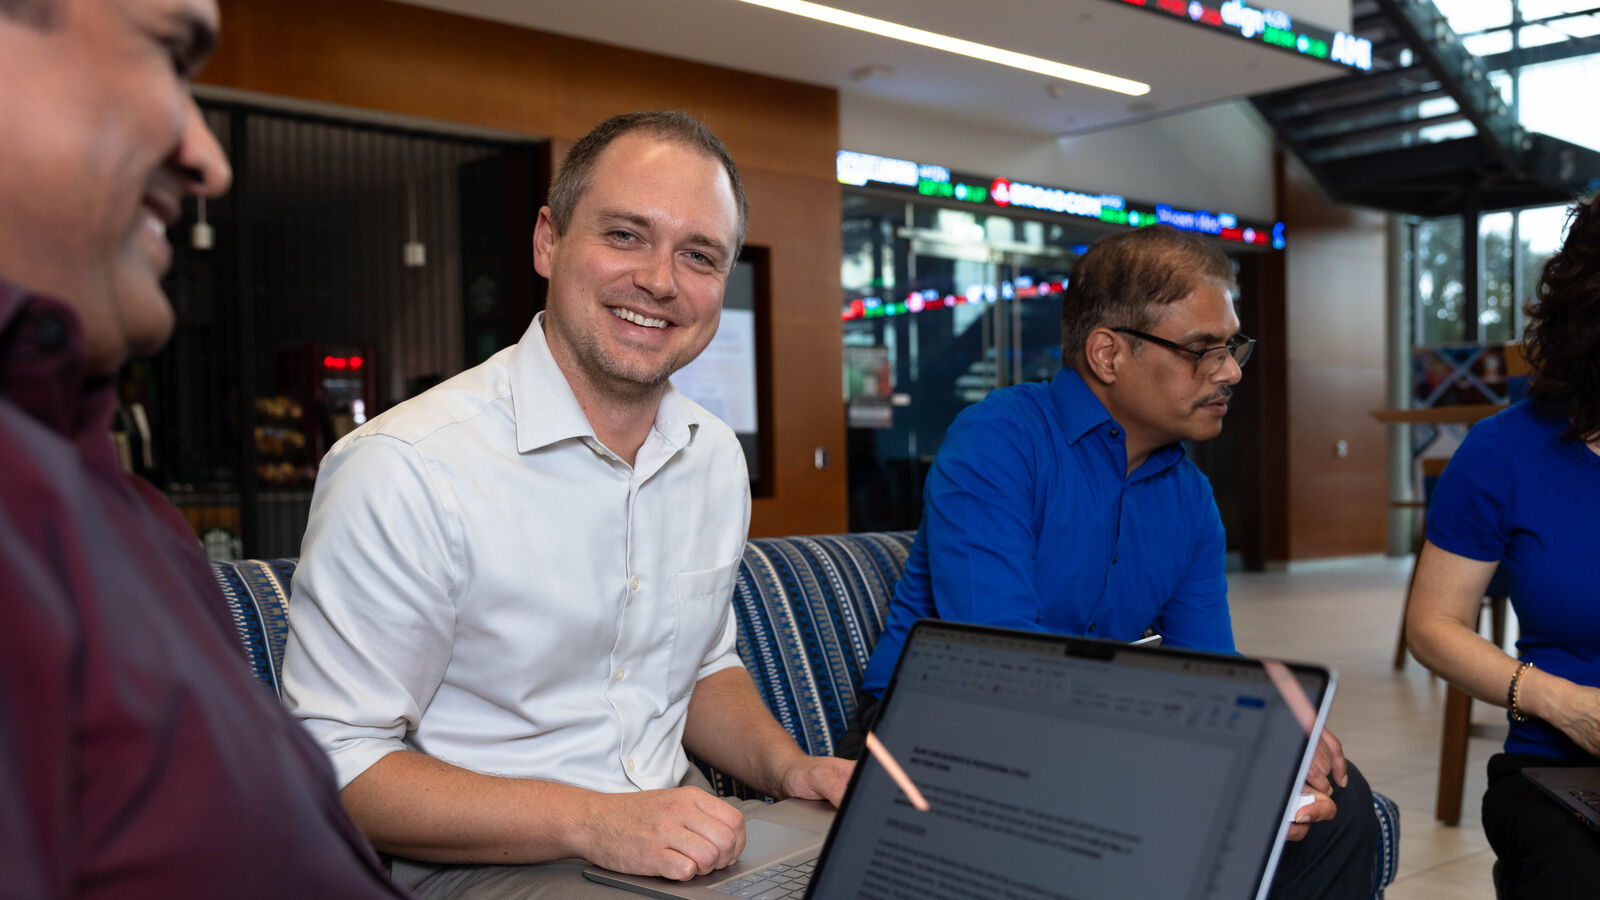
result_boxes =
[843,196,1080,531]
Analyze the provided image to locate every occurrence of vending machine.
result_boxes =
[260,344,376,487]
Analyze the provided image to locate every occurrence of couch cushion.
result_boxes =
[1371,789,1400,897]
[730,532,914,754]
[212,558,297,697]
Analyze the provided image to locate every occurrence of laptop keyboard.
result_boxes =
[712,857,816,899]
[1573,789,1600,815]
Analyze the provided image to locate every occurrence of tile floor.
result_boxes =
[1228,555,1508,900]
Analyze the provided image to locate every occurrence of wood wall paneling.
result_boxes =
[1233,244,1289,568]
[1280,153,1389,560]
[201,0,838,179]
[200,0,847,536]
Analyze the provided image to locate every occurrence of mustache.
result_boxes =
[1194,385,1234,410]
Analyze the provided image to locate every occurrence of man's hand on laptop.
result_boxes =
[1304,729,1349,794]
[1283,728,1347,841]
[1286,789,1335,842]
[579,787,747,881]
[777,755,855,807]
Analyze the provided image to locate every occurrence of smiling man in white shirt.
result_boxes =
[283,111,853,898]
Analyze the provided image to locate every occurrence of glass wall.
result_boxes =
[840,190,1266,540]
[842,191,1095,531]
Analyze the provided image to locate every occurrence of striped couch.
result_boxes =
[213,530,1398,896]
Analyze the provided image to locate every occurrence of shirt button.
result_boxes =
[1109,428,1121,438]
[1113,554,1119,564]
[614,667,626,682]
[1088,623,1097,633]
[34,312,68,351]
[625,758,636,772]
[629,575,640,590]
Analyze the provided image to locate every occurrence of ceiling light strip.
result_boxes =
[730,0,1151,96]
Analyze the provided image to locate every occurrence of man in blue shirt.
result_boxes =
[853,225,1377,899]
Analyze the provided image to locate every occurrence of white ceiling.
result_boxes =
[394,0,1356,137]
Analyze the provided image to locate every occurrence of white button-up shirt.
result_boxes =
[282,313,749,793]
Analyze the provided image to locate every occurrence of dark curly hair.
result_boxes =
[1523,194,1600,444]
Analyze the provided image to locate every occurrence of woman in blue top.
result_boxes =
[1408,194,1600,898]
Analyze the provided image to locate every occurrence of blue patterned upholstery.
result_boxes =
[212,558,298,698]
[210,530,1396,897]
[702,531,911,798]
[1372,790,1401,893]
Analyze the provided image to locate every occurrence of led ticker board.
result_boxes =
[844,276,1067,322]
[837,150,1286,250]
[1112,0,1372,71]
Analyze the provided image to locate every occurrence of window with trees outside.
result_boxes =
[1411,1,1598,347]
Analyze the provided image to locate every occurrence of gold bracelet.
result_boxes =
[1509,661,1536,723]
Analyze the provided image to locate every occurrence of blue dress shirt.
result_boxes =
[860,369,1235,696]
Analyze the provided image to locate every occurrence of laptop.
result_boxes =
[1523,767,1600,831]
[586,619,1334,900]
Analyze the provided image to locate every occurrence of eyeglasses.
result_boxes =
[1112,328,1256,376]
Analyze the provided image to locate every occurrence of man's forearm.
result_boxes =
[344,748,750,879]
[340,749,596,864]
[681,667,810,798]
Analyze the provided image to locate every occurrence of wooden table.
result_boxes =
[1368,404,1502,425]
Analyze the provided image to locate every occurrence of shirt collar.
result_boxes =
[1050,367,1187,477]
[0,279,106,440]
[508,311,702,454]
[1051,368,1113,444]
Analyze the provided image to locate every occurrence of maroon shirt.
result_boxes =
[0,283,408,898]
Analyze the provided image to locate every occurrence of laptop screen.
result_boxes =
[806,620,1333,900]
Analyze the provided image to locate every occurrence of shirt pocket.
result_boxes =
[667,560,740,696]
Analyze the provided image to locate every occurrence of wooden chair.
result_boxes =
[1394,459,1511,826]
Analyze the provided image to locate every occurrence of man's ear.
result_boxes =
[532,207,557,279]
[1083,328,1120,385]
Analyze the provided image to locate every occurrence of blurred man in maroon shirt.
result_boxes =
[0,1,408,895]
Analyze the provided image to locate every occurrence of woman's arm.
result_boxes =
[1407,540,1600,755]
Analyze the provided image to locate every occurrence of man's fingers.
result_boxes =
[1322,730,1350,787]
[668,828,728,878]
[693,789,747,832]
[680,790,744,871]
[596,789,749,880]
[781,756,856,807]
[658,848,704,882]
[1296,791,1336,825]
[683,812,743,871]
[798,757,855,807]
[1285,790,1334,842]
[1304,769,1332,794]
[1304,748,1332,794]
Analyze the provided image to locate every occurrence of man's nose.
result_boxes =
[1217,352,1244,385]
[173,94,232,198]
[634,247,678,299]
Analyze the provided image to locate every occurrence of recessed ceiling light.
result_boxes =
[728,0,1150,96]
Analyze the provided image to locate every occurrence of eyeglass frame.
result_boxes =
[1111,327,1256,374]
